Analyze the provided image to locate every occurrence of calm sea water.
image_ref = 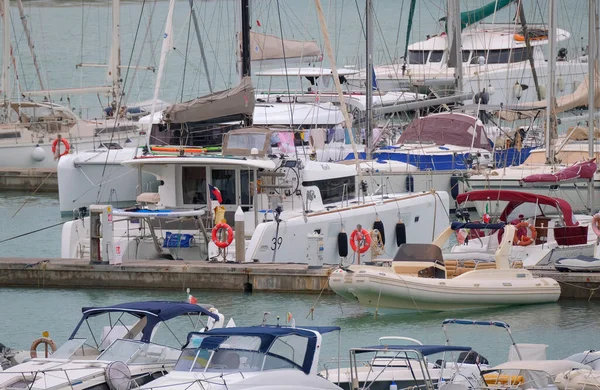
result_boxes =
[1,286,599,365]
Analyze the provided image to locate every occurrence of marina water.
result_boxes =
[1,191,599,366]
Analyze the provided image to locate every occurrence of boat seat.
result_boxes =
[512,260,523,269]
[444,259,496,278]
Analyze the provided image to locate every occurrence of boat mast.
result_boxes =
[187,0,213,93]
[365,0,373,158]
[15,0,44,92]
[517,0,542,101]
[545,0,557,164]
[447,0,462,94]
[110,0,121,107]
[588,0,597,213]
[241,0,251,126]
[2,0,10,114]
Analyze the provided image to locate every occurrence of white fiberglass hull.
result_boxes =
[329,267,561,311]
[57,147,158,216]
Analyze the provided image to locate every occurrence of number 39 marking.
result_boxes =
[271,237,283,250]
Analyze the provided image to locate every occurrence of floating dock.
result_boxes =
[0,258,598,299]
[0,169,58,192]
[0,258,331,293]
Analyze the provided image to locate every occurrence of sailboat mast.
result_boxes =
[187,0,213,94]
[448,0,462,94]
[15,0,44,92]
[110,0,121,105]
[588,0,597,213]
[545,0,557,163]
[2,0,10,109]
[241,0,251,79]
[365,0,373,158]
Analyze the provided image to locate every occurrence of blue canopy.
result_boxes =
[451,221,505,230]
[185,325,339,374]
[71,301,219,343]
[353,344,472,356]
[442,319,510,329]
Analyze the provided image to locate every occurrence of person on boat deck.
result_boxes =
[473,88,489,124]
[510,214,528,239]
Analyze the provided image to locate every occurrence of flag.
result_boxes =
[371,68,378,90]
[188,293,197,304]
[286,312,293,323]
[208,184,223,203]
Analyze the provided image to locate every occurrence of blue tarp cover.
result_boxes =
[72,301,219,342]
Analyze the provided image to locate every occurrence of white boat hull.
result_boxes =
[329,266,561,311]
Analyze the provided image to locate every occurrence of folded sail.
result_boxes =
[521,159,597,185]
[163,76,255,124]
[521,70,600,114]
[243,31,322,62]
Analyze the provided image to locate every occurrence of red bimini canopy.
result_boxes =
[397,112,492,151]
[456,190,578,226]
[522,159,597,185]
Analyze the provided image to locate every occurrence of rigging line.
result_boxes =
[96,0,148,203]
[125,0,159,103]
[394,0,406,60]
[276,0,295,124]
[181,10,193,103]
[0,221,66,244]
[11,170,54,218]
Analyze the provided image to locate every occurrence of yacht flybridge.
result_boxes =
[60,128,450,265]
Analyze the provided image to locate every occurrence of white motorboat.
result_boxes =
[0,301,226,390]
[555,256,600,272]
[451,190,600,267]
[329,222,561,312]
[60,128,450,265]
[321,336,489,390]
[347,1,587,106]
[139,325,343,390]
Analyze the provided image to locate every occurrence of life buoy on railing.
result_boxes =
[350,228,371,254]
[51,137,70,158]
[592,213,600,237]
[30,337,57,358]
[212,223,234,248]
[513,221,537,246]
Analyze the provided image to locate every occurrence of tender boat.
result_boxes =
[329,223,561,312]
[139,325,343,390]
[0,301,225,390]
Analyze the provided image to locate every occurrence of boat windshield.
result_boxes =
[97,339,181,364]
[175,334,308,373]
[51,338,88,359]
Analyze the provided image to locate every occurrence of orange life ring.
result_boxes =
[51,137,70,157]
[592,213,600,237]
[513,221,537,246]
[30,337,57,358]
[350,228,371,254]
[212,222,234,248]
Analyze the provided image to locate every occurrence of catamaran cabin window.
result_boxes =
[408,50,429,64]
[471,48,530,65]
[429,50,444,63]
[182,167,207,205]
[212,169,236,204]
[240,169,254,206]
[462,50,471,62]
[303,176,355,204]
